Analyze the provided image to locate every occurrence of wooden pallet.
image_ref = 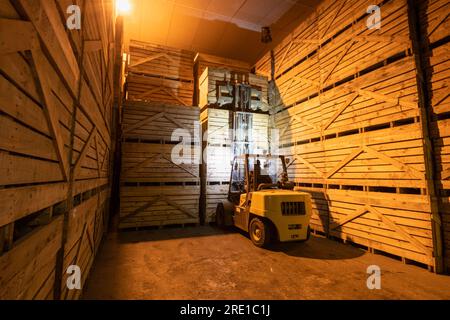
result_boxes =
[0,0,114,299]
[119,186,200,229]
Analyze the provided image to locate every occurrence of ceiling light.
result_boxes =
[116,0,131,16]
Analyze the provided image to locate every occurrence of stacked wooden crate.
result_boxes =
[419,0,450,272]
[119,101,200,229]
[198,66,270,222]
[198,67,269,109]
[125,40,195,106]
[0,0,114,299]
[200,109,271,223]
[195,52,251,77]
[254,0,441,269]
[194,53,251,107]
[200,109,233,223]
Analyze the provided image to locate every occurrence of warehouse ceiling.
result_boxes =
[122,0,320,63]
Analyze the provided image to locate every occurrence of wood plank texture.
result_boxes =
[126,40,195,105]
[120,101,201,227]
[0,0,114,299]
[254,0,444,269]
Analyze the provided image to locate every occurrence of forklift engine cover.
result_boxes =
[244,190,312,242]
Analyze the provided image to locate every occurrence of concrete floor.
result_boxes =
[83,226,450,300]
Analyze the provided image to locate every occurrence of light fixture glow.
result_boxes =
[116,0,131,15]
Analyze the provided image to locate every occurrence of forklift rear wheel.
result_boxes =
[299,226,311,242]
[249,217,271,247]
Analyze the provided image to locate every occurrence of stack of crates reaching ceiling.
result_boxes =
[195,54,270,223]
[120,41,200,229]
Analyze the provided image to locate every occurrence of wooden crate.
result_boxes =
[419,0,450,46]
[204,184,230,224]
[0,216,63,300]
[198,67,268,108]
[122,101,200,142]
[126,74,194,106]
[254,0,443,269]
[126,40,195,105]
[200,107,270,222]
[61,187,109,300]
[414,0,450,272]
[200,108,269,181]
[257,0,413,110]
[426,33,450,270]
[128,40,195,81]
[121,142,200,183]
[283,122,426,189]
[120,102,201,227]
[195,52,251,78]
[205,146,233,182]
[0,0,114,298]
[296,186,434,266]
[194,53,252,107]
[254,11,318,78]
[274,56,420,146]
[252,113,270,153]
[119,186,200,229]
[200,108,231,184]
[200,108,232,145]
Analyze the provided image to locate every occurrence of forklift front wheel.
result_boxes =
[249,217,271,248]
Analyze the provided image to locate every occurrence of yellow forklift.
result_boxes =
[216,154,313,247]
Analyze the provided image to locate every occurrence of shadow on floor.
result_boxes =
[232,227,365,260]
[268,237,366,260]
[116,225,234,244]
[116,225,365,260]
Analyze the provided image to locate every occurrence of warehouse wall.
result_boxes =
[0,0,115,298]
[254,0,449,272]
[418,0,450,273]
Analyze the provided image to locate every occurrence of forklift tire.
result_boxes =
[299,226,311,242]
[249,217,271,248]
